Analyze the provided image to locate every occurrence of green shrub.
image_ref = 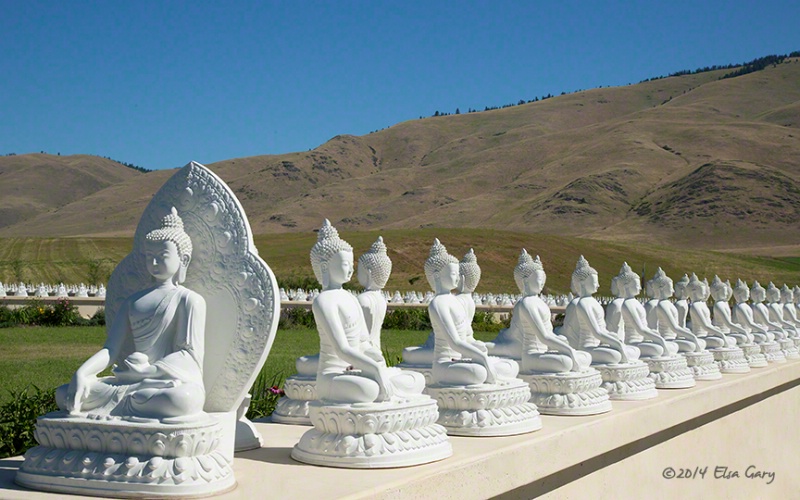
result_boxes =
[383,308,431,331]
[278,307,316,330]
[472,311,511,333]
[246,370,286,420]
[0,386,58,459]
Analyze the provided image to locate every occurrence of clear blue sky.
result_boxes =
[2,1,798,170]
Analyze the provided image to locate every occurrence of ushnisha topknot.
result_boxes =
[310,219,353,285]
[675,273,690,290]
[459,248,482,293]
[146,207,193,259]
[514,249,544,292]
[616,262,639,286]
[650,268,673,295]
[571,255,597,295]
[358,236,392,289]
[424,238,458,290]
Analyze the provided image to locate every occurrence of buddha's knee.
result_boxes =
[588,347,622,365]
[296,354,319,376]
[131,383,205,418]
[676,339,695,352]
[664,341,679,356]
[55,384,69,411]
[402,346,433,365]
[491,356,519,379]
[523,353,572,373]
[389,368,425,394]
[434,361,487,386]
[636,342,663,358]
[623,344,641,361]
[322,374,379,404]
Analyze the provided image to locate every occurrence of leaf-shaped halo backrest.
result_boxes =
[106,161,280,413]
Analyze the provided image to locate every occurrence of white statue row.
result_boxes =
[0,282,105,298]
[14,161,800,497]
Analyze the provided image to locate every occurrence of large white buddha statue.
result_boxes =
[292,221,451,467]
[685,274,753,372]
[357,236,392,352]
[57,208,206,420]
[18,161,282,496]
[710,276,767,368]
[750,281,798,359]
[606,263,694,389]
[559,256,656,400]
[766,282,800,347]
[731,279,784,363]
[423,239,541,435]
[507,251,610,415]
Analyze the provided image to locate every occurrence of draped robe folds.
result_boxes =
[68,286,206,419]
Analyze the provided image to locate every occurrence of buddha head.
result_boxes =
[794,285,800,305]
[674,274,690,300]
[310,219,354,290]
[733,279,750,303]
[709,276,729,302]
[780,284,793,304]
[644,276,656,299]
[702,278,712,301]
[145,207,193,284]
[686,273,705,302]
[424,239,459,292]
[650,268,673,300]
[750,281,766,303]
[571,255,598,297]
[357,236,392,291]
[514,249,545,296]
[457,249,481,293]
[766,282,781,304]
[614,262,641,299]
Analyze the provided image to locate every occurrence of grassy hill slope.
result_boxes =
[2,60,799,254]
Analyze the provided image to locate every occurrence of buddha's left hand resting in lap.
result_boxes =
[57,208,206,421]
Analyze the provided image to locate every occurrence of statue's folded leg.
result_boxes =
[585,346,622,364]
[129,382,205,418]
[433,361,487,385]
[522,352,572,373]
[318,372,379,404]
[386,368,425,395]
[636,342,664,358]
[490,356,519,379]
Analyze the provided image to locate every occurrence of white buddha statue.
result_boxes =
[750,281,798,359]
[731,279,784,363]
[509,251,610,415]
[422,239,541,435]
[293,222,452,467]
[685,274,752,372]
[673,274,691,329]
[643,277,659,329]
[17,282,28,297]
[560,256,656,400]
[607,263,695,388]
[56,208,206,420]
[56,283,68,297]
[780,285,800,332]
[766,282,799,345]
[710,276,767,368]
[357,236,392,352]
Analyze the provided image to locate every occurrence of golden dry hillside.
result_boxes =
[0,154,144,230]
[2,59,799,254]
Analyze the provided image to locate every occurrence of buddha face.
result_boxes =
[145,240,184,283]
[751,288,765,303]
[438,262,461,291]
[357,263,372,290]
[710,285,727,302]
[766,288,780,303]
[525,269,546,295]
[623,276,641,298]
[688,284,704,302]
[733,287,749,303]
[576,272,599,297]
[326,250,354,287]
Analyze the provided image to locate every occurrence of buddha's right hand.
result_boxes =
[66,372,94,415]
[485,364,498,384]
[376,375,395,401]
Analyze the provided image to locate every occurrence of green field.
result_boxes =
[1,231,799,295]
[0,326,497,404]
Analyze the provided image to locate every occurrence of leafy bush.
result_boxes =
[382,308,431,331]
[472,311,511,333]
[278,307,316,330]
[0,387,58,459]
[246,370,286,420]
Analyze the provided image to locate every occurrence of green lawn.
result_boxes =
[0,326,500,404]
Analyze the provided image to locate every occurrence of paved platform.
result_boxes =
[2,360,798,499]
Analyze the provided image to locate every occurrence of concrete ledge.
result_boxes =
[2,360,799,499]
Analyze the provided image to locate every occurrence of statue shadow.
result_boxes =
[235,447,299,466]
[0,458,29,493]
